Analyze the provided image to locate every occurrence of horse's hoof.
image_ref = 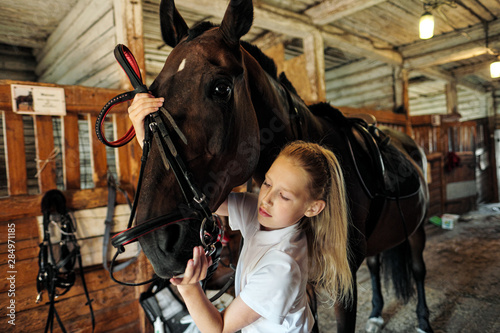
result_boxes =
[365,316,384,333]
[417,329,431,333]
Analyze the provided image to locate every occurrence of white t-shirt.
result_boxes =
[228,192,314,333]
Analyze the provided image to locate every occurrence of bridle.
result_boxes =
[95,44,223,286]
[37,190,94,332]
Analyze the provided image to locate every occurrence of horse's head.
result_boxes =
[136,0,260,278]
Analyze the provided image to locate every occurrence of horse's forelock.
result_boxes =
[187,21,218,42]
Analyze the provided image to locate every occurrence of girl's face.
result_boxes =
[257,156,325,231]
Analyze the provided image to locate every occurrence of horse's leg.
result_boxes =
[409,224,434,333]
[365,254,384,332]
[335,274,358,333]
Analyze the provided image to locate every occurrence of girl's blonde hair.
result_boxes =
[278,141,353,306]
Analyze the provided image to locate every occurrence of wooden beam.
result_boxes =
[405,43,490,69]
[0,80,127,115]
[303,31,326,102]
[305,0,387,25]
[175,0,403,65]
[416,68,488,93]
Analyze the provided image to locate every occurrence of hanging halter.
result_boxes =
[95,44,223,286]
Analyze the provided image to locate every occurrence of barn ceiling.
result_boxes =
[1,0,500,101]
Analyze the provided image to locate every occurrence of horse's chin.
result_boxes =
[141,220,203,279]
[150,259,186,280]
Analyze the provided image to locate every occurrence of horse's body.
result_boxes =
[135,0,433,332]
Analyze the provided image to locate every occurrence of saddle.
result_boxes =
[345,116,421,200]
[308,103,421,200]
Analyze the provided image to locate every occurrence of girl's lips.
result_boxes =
[259,207,271,217]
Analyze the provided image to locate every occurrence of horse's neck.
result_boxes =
[244,58,327,180]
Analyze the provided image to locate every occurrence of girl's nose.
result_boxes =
[262,188,273,206]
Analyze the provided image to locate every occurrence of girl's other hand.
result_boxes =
[128,93,164,147]
[170,246,213,287]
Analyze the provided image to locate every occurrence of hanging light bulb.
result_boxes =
[419,11,435,39]
[490,59,500,78]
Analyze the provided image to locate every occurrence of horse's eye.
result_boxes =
[213,82,231,99]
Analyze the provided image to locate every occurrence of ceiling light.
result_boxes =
[419,11,434,39]
[490,60,500,78]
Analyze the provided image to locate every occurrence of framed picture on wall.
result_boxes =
[11,84,66,116]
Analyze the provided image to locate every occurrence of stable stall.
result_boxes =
[1,1,500,333]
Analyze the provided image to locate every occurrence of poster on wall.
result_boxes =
[11,84,66,116]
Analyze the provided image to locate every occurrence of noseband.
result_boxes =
[96,44,223,286]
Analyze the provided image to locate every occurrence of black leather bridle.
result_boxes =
[96,44,223,286]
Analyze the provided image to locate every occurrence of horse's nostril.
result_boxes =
[163,224,181,253]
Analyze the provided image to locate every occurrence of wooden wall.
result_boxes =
[0,44,37,82]
[325,59,399,111]
[412,114,496,216]
[0,80,152,332]
[33,0,145,90]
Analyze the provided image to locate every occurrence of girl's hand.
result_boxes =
[170,246,213,287]
[128,93,164,147]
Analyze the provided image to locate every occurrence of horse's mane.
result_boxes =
[187,21,296,93]
[240,41,297,94]
[308,102,349,127]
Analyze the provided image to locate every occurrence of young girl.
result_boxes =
[128,94,353,333]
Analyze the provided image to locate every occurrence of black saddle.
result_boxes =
[345,118,421,200]
[308,103,421,200]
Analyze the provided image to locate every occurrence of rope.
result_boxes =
[35,147,60,178]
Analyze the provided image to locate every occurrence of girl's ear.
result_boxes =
[305,200,326,217]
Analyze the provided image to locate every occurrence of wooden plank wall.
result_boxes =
[0,44,37,82]
[34,0,120,89]
[0,80,152,333]
[325,58,398,110]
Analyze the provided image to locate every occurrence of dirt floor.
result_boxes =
[316,203,500,333]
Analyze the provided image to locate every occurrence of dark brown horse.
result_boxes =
[134,0,433,332]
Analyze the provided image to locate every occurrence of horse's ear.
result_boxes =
[220,0,254,47]
[159,0,189,47]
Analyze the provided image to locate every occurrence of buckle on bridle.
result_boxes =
[199,215,223,250]
[194,193,206,204]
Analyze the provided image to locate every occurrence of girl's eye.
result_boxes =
[263,180,270,187]
[280,193,290,201]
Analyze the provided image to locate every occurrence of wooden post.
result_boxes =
[113,0,145,187]
[400,68,412,135]
[114,0,146,91]
[303,31,326,103]
[113,2,151,332]
[446,79,458,115]
[63,113,81,190]
[34,115,58,192]
[4,110,28,195]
